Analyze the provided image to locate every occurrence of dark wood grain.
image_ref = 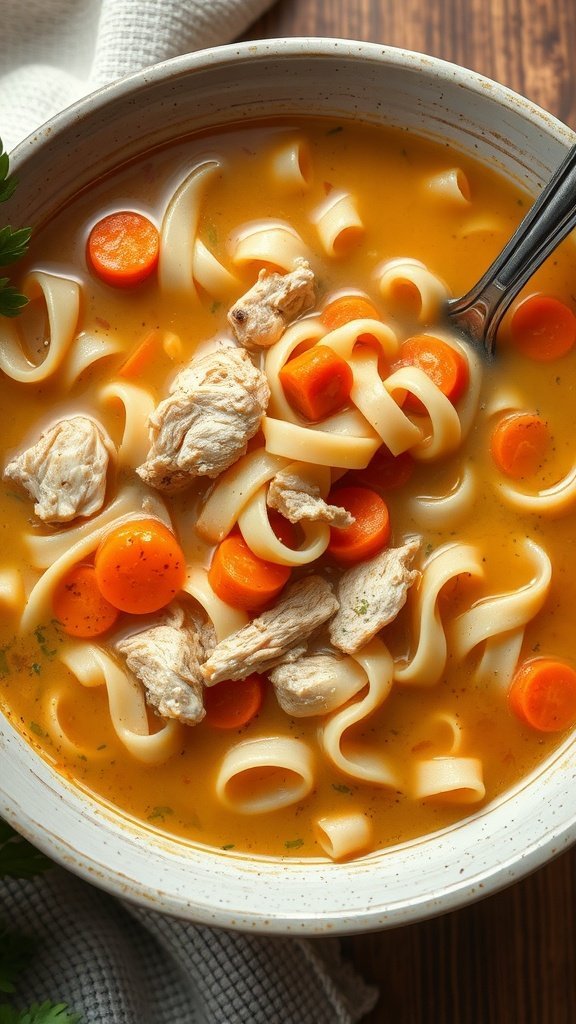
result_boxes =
[244,2,576,1021]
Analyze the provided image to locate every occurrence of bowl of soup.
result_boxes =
[1,38,575,933]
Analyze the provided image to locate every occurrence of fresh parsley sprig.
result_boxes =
[0,822,82,1024]
[0,138,31,318]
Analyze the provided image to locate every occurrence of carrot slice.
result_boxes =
[397,335,469,414]
[118,328,160,379]
[53,563,120,638]
[204,673,265,729]
[327,485,391,565]
[491,412,550,478]
[352,445,415,492]
[510,294,576,361]
[320,294,382,331]
[94,518,186,614]
[87,211,159,288]
[508,657,576,732]
[208,534,291,610]
[279,344,353,421]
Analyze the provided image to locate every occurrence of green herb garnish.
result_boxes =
[0,138,31,319]
[284,838,304,850]
[0,822,82,1021]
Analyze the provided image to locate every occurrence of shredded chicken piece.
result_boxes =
[227,258,315,349]
[3,415,114,523]
[329,540,421,654]
[267,468,354,527]
[136,347,270,493]
[201,576,339,684]
[269,652,366,717]
[117,605,215,726]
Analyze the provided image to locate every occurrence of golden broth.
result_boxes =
[0,119,574,858]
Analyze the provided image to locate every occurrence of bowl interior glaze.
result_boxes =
[1,39,575,934]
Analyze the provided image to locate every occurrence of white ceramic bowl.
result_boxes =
[1,39,575,935]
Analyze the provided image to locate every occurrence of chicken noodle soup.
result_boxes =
[1,120,576,861]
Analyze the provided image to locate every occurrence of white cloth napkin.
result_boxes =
[0,0,275,152]
[0,2,379,1021]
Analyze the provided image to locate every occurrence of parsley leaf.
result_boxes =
[0,138,31,318]
[0,1002,82,1024]
[0,227,31,267]
[0,821,51,880]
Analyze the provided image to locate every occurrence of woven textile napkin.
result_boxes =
[0,1,379,1021]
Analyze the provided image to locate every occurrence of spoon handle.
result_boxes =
[446,143,576,355]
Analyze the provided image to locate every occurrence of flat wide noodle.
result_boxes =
[0,271,79,383]
[314,811,372,861]
[230,220,309,270]
[98,379,156,468]
[159,159,221,295]
[311,190,364,256]
[408,465,478,529]
[215,735,315,813]
[263,415,380,469]
[238,485,329,566]
[384,365,462,462]
[412,756,485,803]
[449,538,551,660]
[60,643,184,764]
[319,638,398,785]
[183,565,248,641]
[196,448,289,543]
[395,543,485,687]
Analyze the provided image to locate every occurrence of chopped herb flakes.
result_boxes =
[326,125,344,135]
[221,843,235,851]
[284,838,304,850]
[147,806,173,822]
[332,783,353,794]
[28,722,45,738]
[353,598,369,616]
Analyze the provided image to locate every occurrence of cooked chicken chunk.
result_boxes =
[3,415,114,523]
[329,540,421,654]
[137,347,270,493]
[201,575,339,684]
[270,652,366,717]
[117,605,215,726]
[267,469,354,527]
[227,258,315,349]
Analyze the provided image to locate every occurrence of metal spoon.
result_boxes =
[446,144,576,356]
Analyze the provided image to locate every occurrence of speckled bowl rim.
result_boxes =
[1,38,575,935]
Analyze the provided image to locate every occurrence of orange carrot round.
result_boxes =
[509,294,576,361]
[204,673,266,729]
[320,294,382,331]
[352,445,415,492]
[327,485,391,565]
[491,412,550,478]
[397,334,469,414]
[87,211,159,288]
[94,518,186,614]
[53,563,120,638]
[508,657,576,732]
[279,344,353,421]
[208,534,291,610]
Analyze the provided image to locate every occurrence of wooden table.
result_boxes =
[244,3,576,1021]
